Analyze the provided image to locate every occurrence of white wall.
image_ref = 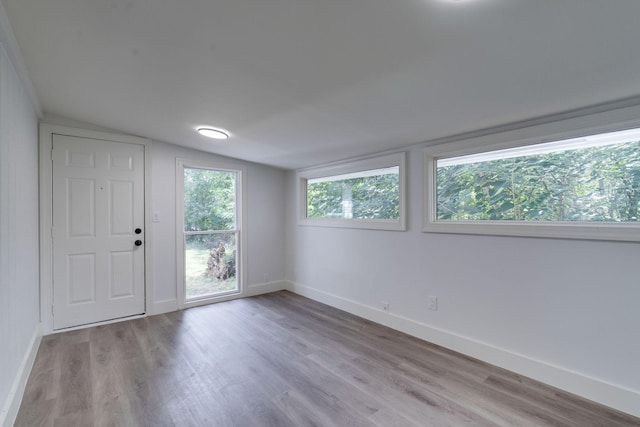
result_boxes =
[285,144,640,416]
[0,41,40,425]
[151,141,286,310]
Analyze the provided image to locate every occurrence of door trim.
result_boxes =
[39,124,152,334]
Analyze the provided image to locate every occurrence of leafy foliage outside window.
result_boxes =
[184,168,236,231]
[307,169,400,220]
[182,167,238,299]
[437,141,640,222]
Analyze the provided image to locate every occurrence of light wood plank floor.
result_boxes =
[15,291,640,426]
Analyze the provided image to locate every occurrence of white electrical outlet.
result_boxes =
[263,273,270,283]
[152,211,161,223]
[382,302,389,312]
[427,296,438,311]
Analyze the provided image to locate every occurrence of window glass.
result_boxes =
[307,167,400,220]
[299,152,406,231]
[183,168,236,231]
[436,128,640,222]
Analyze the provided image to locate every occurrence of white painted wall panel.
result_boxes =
[0,41,40,423]
[285,144,640,415]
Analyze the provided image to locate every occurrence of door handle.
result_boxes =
[134,240,142,246]
[135,228,142,234]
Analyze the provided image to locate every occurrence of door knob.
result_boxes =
[134,240,142,246]
[135,228,142,234]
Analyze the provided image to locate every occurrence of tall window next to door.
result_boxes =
[177,160,244,305]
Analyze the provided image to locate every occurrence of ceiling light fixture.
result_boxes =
[197,127,230,140]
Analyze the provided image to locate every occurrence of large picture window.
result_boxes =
[425,126,640,241]
[299,152,406,230]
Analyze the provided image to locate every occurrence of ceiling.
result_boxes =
[4,0,640,170]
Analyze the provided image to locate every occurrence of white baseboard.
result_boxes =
[246,280,288,297]
[1,322,42,427]
[150,282,287,315]
[150,298,178,315]
[285,281,640,419]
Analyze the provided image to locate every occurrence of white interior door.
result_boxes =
[52,134,145,329]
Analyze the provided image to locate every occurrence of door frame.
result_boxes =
[39,124,152,334]
[176,157,248,309]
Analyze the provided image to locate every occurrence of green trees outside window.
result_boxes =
[437,141,640,222]
[183,167,238,298]
[306,168,400,220]
[184,168,236,231]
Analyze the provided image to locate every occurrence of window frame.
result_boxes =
[423,120,640,242]
[298,152,407,231]
[176,157,247,309]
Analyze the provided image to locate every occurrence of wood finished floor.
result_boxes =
[15,291,640,427]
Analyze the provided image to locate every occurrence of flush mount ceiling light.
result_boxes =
[197,127,230,140]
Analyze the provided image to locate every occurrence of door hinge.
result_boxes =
[51,305,54,317]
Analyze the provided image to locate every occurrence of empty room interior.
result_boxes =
[2,0,640,426]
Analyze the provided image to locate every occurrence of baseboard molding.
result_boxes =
[0,322,42,427]
[285,281,640,418]
[246,280,288,297]
[150,282,287,315]
[150,298,178,315]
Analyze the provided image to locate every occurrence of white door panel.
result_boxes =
[52,134,145,329]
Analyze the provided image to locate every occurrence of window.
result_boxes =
[176,158,246,307]
[299,152,406,230]
[424,127,640,241]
